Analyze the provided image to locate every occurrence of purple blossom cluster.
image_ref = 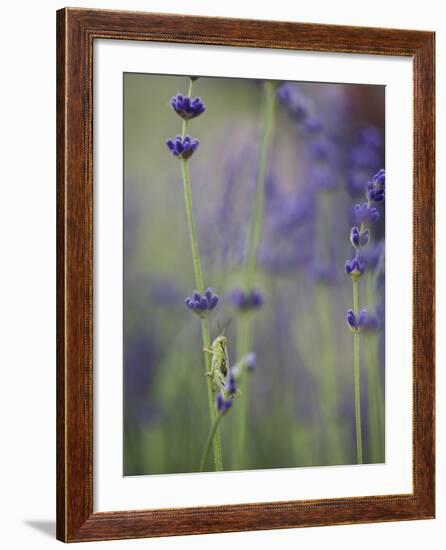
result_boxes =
[216,370,239,412]
[346,126,384,197]
[346,308,368,332]
[185,288,219,317]
[276,83,323,134]
[216,393,233,413]
[166,135,199,160]
[170,93,205,119]
[345,168,386,330]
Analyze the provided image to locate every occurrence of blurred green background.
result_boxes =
[123,73,385,475]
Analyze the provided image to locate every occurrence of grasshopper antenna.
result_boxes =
[222,318,232,335]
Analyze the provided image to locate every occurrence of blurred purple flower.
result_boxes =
[228,288,264,311]
[310,262,338,285]
[216,394,233,412]
[354,202,380,225]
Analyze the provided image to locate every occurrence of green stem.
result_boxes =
[200,411,224,472]
[364,274,384,462]
[352,278,363,464]
[180,161,204,291]
[233,315,250,469]
[314,284,346,464]
[178,78,223,472]
[234,81,276,469]
[244,80,277,290]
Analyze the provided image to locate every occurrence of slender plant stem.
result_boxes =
[180,161,205,290]
[179,78,223,472]
[352,278,363,464]
[314,284,346,464]
[200,411,224,472]
[233,315,250,468]
[234,81,277,469]
[364,268,385,462]
[312,190,346,464]
[244,80,277,290]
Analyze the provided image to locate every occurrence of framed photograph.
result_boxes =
[56,7,435,542]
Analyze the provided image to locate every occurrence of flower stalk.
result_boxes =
[233,80,277,469]
[167,77,223,471]
[345,168,385,465]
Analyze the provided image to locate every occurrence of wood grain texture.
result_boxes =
[56,7,435,542]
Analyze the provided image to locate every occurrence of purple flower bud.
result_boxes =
[350,226,369,248]
[170,93,205,119]
[184,288,219,317]
[350,226,361,248]
[362,311,380,332]
[245,352,256,371]
[303,117,323,134]
[216,394,224,412]
[366,169,385,202]
[373,168,385,187]
[165,134,199,160]
[228,288,264,312]
[358,309,368,328]
[226,373,237,396]
[216,394,233,413]
[276,83,309,122]
[354,202,380,225]
[208,295,219,310]
[359,126,383,150]
[345,258,366,279]
[250,289,264,308]
[310,263,337,285]
[346,309,368,331]
[346,309,356,329]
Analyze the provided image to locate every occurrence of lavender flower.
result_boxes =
[185,288,219,317]
[165,135,199,160]
[345,167,385,465]
[345,258,366,279]
[310,262,337,285]
[228,288,264,312]
[361,310,380,332]
[216,394,233,413]
[366,168,386,202]
[359,126,383,150]
[309,135,337,162]
[354,202,380,225]
[303,116,323,134]
[346,126,384,197]
[346,308,368,332]
[230,352,257,380]
[226,371,237,397]
[350,226,370,248]
[245,352,256,371]
[276,83,309,122]
[170,94,205,119]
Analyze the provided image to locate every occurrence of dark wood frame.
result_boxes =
[57,7,435,543]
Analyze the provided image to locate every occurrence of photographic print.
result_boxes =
[123,74,385,476]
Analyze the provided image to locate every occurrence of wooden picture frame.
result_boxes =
[56,7,435,542]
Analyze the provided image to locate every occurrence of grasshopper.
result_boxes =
[203,320,238,398]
